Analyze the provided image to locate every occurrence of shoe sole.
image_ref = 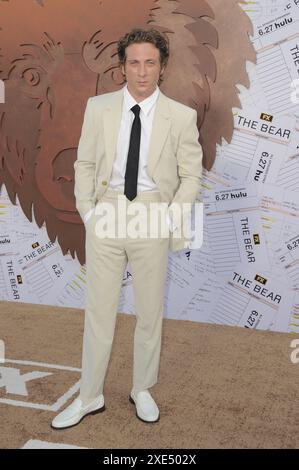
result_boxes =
[51,403,106,430]
[129,395,160,423]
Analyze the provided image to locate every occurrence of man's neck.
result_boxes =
[126,84,157,103]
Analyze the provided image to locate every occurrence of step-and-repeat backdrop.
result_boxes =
[0,0,298,333]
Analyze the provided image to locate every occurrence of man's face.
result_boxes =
[121,42,165,101]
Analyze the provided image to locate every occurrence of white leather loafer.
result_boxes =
[129,390,160,423]
[51,394,105,429]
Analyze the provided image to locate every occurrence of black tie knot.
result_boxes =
[131,104,141,117]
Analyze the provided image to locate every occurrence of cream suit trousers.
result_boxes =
[79,188,170,406]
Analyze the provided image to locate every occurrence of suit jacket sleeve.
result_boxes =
[168,108,203,229]
[74,97,97,221]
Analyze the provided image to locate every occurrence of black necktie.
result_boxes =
[124,104,141,201]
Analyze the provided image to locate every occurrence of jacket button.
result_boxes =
[102,181,107,186]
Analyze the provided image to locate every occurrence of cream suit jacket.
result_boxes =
[74,88,203,251]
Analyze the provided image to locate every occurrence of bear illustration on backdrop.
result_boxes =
[0,0,256,265]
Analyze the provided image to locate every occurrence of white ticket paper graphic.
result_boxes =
[218,108,295,185]
[259,183,299,244]
[209,264,292,331]
[16,232,73,303]
[275,233,299,287]
[204,184,269,277]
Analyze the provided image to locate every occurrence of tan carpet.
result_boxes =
[0,300,298,449]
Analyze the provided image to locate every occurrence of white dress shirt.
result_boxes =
[109,83,159,192]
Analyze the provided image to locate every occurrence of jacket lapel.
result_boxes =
[147,91,171,178]
[102,89,123,181]
[102,88,171,179]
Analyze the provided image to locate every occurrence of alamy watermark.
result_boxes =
[290,338,299,364]
[86,198,203,247]
[0,79,4,103]
[0,339,5,364]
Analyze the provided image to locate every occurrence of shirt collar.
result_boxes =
[123,83,160,116]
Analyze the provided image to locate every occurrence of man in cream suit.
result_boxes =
[51,28,202,429]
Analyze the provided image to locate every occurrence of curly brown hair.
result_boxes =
[117,28,169,85]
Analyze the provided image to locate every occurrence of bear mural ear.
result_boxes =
[83,32,124,90]
[83,30,118,73]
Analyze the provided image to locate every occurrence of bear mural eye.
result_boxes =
[9,57,47,101]
[8,33,64,106]
[22,68,42,87]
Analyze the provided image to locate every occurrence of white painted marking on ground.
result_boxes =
[0,358,81,411]
[22,439,89,449]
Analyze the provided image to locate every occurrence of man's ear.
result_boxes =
[120,63,125,76]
